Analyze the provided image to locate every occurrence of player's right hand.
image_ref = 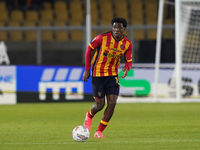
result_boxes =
[82,70,90,82]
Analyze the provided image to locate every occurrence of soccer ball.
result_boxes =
[72,125,90,142]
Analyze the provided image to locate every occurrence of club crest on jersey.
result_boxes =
[120,45,124,49]
[98,92,102,97]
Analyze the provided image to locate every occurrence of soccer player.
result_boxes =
[82,17,133,138]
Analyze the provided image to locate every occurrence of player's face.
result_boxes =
[112,22,125,40]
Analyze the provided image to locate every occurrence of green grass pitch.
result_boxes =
[0,102,200,150]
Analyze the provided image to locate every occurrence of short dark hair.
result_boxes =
[111,17,127,28]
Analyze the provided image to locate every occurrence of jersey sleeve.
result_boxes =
[124,41,133,71]
[85,34,102,70]
[89,34,102,50]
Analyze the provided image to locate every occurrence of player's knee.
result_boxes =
[96,102,105,111]
[107,99,117,108]
[95,99,105,111]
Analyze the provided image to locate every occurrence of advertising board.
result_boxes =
[1,65,200,104]
[17,66,93,103]
[0,66,16,104]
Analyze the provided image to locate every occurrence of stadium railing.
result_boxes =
[0,24,174,64]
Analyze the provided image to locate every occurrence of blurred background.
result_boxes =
[0,0,175,66]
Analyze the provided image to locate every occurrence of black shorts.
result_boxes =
[92,75,120,99]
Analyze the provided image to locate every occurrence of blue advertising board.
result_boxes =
[17,66,93,102]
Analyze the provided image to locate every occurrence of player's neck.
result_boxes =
[113,34,123,41]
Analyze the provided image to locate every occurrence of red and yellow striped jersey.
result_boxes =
[86,31,132,77]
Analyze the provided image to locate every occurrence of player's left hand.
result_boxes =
[120,68,128,78]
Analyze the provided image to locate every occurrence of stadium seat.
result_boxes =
[38,20,53,41]
[162,17,174,40]
[69,20,83,41]
[145,3,158,25]
[40,10,54,21]
[145,1,158,39]
[0,10,8,23]
[99,0,113,25]
[0,1,6,11]
[70,30,83,41]
[0,22,7,41]
[55,10,69,21]
[134,30,145,40]
[23,20,37,41]
[92,30,100,39]
[130,2,144,25]
[100,29,111,34]
[69,1,83,21]
[43,2,52,10]
[8,21,23,41]
[69,20,82,26]
[163,18,174,25]
[91,0,99,25]
[147,29,157,40]
[54,20,69,41]
[54,0,67,12]
[114,0,129,20]
[25,10,39,21]
[123,29,129,37]
[146,19,157,25]
[10,10,24,21]
[100,19,112,26]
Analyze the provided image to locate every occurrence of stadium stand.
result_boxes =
[145,0,158,40]
[38,20,53,41]
[25,10,39,22]
[0,1,6,11]
[129,1,144,25]
[90,0,99,25]
[8,20,23,41]
[114,0,129,21]
[123,29,129,37]
[0,21,7,41]
[99,0,114,25]
[69,0,84,24]
[129,0,145,40]
[55,10,69,22]
[10,9,24,22]
[69,20,83,41]
[23,20,37,41]
[42,1,52,10]
[54,20,69,41]
[40,9,54,21]
[0,10,8,23]
[134,30,145,40]
[0,3,11,41]
[92,30,100,39]
[0,0,174,42]
[162,1,175,39]
[68,0,84,41]
[54,0,67,12]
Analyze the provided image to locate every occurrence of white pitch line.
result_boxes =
[0,139,199,145]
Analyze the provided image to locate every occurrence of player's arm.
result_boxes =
[120,42,133,78]
[83,45,93,82]
[83,35,102,82]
